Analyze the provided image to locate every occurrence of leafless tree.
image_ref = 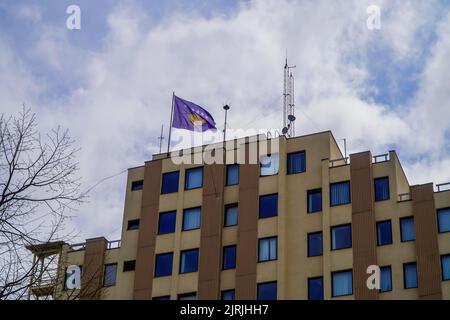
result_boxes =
[0,107,83,299]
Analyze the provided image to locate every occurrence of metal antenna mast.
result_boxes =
[282,57,296,137]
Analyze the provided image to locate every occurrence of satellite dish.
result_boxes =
[282,127,289,135]
[288,115,296,122]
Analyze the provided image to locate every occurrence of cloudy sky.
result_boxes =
[1,0,449,241]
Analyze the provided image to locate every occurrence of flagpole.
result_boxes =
[223,104,230,142]
[167,92,175,154]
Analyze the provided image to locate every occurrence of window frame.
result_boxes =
[441,254,450,281]
[127,219,140,231]
[331,269,353,297]
[123,260,136,272]
[258,236,278,262]
[179,248,199,274]
[178,292,197,300]
[376,220,393,246]
[400,216,415,242]
[226,164,239,186]
[403,262,418,289]
[257,281,277,300]
[437,207,450,234]
[154,252,173,278]
[259,193,278,219]
[330,181,351,207]
[103,263,118,287]
[308,276,324,300]
[182,207,201,231]
[224,203,238,227]
[330,223,352,251]
[307,188,322,213]
[185,166,204,190]
[158,211,177,235]
[161,171,180,194]
[374,176,390,202]
[221,289,235,300]
[222,245,237,270]
[131,180,144,191]
[287,150,306,175]
[307,231,323,257]
[259,153,279,177]
[379,265,393,293]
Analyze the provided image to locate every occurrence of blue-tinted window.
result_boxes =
[161,171,179,194]
[103,263,117,287]
[259,194,278,218]
[377,220,393,246]
[308,277,324,300]
[331,224,352,250]
[178,293,197,300]
[180,249,199,273]
[307,189,322,213]
[332,270,353,297]
[224,204,238,227]
[183,207,201,231]
[330,181,351,206]
[257,282,277,300]
[400,217,415,242]
[442,255,450,281]
[127,219,140,230]
[258,237,277,262]
[185,167,203,190]
[153,295,170,300]
[155,253,173,277]
[374,177,390,201]
[308,232,323,257]
[158,211,176,234]
[223,245,236,270]
[403,263,418,289]
[221,290,235,300]
[287,151,306,174]
[380,266,392,293]
[131,180,144,191]
[226,164,239,186]
[437,208,450,233]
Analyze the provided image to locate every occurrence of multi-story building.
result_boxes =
[27,131,450,300]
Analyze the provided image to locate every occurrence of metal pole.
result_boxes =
[167,92,175,154]
[158,124,164,154]
[223,105,230,142]
[343,138,347,163]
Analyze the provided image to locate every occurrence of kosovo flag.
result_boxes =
[172,95,217,132]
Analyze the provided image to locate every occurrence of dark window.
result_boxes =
[400,217,415,242]
[331,224,352,250]
[403,262,418,289]
[178,292,197,300]
[103,263,117,287]
[223,245,237,270]
[257,281,277,300]
[224,204,238,227]
[330,181,351,206]
[161,171,179,194]
[180,249,199,273]
[158,211,176,234]
[123,260,136,272]
[182,207,201,231]
[131,180,144,191]
[155,253,173,277]
[127,219,140,230]
[258,237,277,262]
[376,220,393,246]
[441,255,450,281]
[307,189,322,213]
[287,151,306,174]
[308,232,323,257]
[221,290,235,300]
[226,164,239,186]
[332,270,353,297]
[308,277,324,300]
[185,167,203,190]
[380,266,392,293]
[437,208,450,233]
[374,177,390,201]
[259,194,278,218]
[153,295,170,300]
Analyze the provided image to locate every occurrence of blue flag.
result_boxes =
[172,95,217,132]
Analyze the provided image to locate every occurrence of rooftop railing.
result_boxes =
[107,240,121,250]
[373,153,389,163]
[436,182,450,192]
[329,157,349,167]
[398,192,412,202]
[68,239,121,252]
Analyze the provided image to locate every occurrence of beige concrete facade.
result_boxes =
[51,131,450,300]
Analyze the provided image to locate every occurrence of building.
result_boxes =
[29,131,450,300]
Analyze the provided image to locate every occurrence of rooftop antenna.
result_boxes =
[158,124,165,154]
[282,55,296,137]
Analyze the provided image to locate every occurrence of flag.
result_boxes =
[172,95,217,132]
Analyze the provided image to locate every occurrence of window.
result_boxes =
[257,282,277,300]
[161,171,179,194]
[180,249,199,273]
[437,208,450,233]
[223,245,237,270]
[259,194,278,218]
[308,232,323,257]
[224,204,238,227]
[221,290,235,300]
[127,219,140,230]
[307,189,322,213]
[331,224,352,250]
[185,167,203,190]
[158,211,176,234]
[226,164,239,186]
[260,153,279,176]
[131,180,144,191]
[258,237,277,262]
[308,277,324,300]
[403,262,418,289]
[103,263,117,287]
[178,293,197,300]
[155,253,173,277]
[374,177,390,201]
[123,260,136,272]
[380,266,392,293]
[332,270,353,297]
[400,217,415,242]
[153,296,170,300]
[330,181,351,206]
[442,255,450,281]
[376,220,393,246]
[287,151,306,174]
[182,207,201,231]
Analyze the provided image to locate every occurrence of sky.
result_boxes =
[1,0,450,241]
